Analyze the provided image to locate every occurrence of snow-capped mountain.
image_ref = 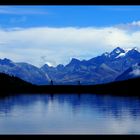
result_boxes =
[0,58,50,85]
[104,47,140,72]
[109,47,125,59]
[1,46,140,85]
[41,47,140,84]
[116,63,140,81]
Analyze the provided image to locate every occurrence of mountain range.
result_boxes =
[41,47,140,84]
[0,58,50,85]
[0,47,140,85]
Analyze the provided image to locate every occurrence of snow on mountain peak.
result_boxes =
[122,47,140,53]
[102,47,139,59]
[115,52,126,58]
[109,47,125,58]
[115,47,140,59]
[115,47,124,53]
[123,48,132,53]
[111,47,125,53]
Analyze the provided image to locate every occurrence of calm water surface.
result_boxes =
[0,93,140,134]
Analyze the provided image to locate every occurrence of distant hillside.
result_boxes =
[0,73,34,95]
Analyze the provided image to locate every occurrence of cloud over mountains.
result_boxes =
[0,22,140,67]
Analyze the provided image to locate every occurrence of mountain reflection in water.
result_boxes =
[0,93,140,134]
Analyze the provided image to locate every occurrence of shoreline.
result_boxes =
[0,77,139,97]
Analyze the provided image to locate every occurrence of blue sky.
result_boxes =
[1,6,140,28]
[0,6,140,67]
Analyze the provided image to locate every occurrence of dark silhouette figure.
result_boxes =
[50,80,53,85]
[78,80,81,85]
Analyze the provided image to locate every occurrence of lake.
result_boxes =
[0,93,140,134]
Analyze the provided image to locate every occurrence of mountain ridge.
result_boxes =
[41,46,140,84]
[1,46,140,85]
[0,58,50,85]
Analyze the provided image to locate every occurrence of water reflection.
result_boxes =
[1,94,140,119]
[0,93,140,134]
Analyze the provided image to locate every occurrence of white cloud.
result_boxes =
[0,6,49,15]
[130,21,140,26]
[116,20,140,31]
[130,64,140,76]
[0,25,140,67]
[130,69,140,76]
